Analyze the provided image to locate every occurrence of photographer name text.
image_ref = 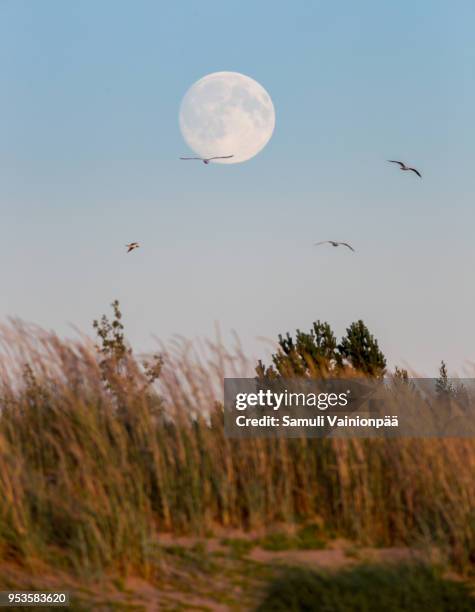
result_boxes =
[234,391,398,429]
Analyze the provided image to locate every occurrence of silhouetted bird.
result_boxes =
[126,242,139,253]
[387,160,422,177]
[179,155,234,165]
[314,241,355,252]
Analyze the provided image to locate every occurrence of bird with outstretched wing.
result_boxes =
[314,241,355,252]
[180,155,234,164]
[387,160,422,178]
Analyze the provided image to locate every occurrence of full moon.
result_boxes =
[179,71,275,164]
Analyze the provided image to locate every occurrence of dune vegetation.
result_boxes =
[257,563,475,612]
[0,301,473,589]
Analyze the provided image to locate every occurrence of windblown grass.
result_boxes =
[0,320,474,577]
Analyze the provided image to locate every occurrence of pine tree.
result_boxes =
[338,320,386,377]
[256,320,339,378]
[256,319,386,379]
[394,366,409,383]
[435,360,453,400]
[435,361,468,407]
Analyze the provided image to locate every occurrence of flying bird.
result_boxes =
[387,160,422,178]
[179,155,234,165]
[314,241,355,252]
[126,242,139,253]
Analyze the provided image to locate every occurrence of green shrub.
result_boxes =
[257,564,475,612]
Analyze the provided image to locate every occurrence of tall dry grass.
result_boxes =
[0,320,473,577]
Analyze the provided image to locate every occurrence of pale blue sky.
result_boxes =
[1,1,474,374]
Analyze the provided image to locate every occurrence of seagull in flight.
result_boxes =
[126,242,139,253]
[387,160,422,178]
[179,155,234,165]
[314,241,355,252]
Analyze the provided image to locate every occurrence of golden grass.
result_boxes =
[0,320,473,577]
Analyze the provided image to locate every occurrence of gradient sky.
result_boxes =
[1,0,474,374]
